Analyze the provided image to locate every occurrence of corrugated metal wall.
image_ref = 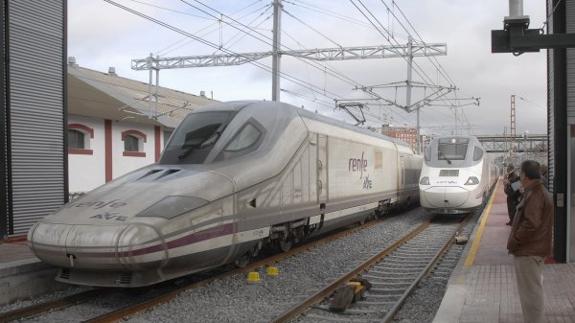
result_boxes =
[567,1,575,120]
[0,0,9,237]
[549,0,556,193]
[8,0,66,235]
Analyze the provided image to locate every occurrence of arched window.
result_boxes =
[68,129,85,149]
[122,129,147,157]
[124,135,140,152]
[68,124,94,155]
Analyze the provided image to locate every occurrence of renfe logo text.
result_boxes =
[349,152,368,178]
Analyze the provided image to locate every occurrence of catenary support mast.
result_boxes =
[272,0,282,101]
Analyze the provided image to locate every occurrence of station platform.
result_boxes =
[433,181,575,323]
[0,239,65,305]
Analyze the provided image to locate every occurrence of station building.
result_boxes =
[66,61,215,194]
[379,125,418,149]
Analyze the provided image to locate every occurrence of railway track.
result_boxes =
[0,213,392,323]
[272,215,468,323]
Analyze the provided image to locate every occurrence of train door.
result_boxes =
[317,134,328,206]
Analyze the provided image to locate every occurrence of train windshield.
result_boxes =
[437,138,469,161]
[159,111,237,164]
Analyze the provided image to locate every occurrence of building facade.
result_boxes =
[377,125,418,149]
[67,62,216,194]
[67,115,166,193]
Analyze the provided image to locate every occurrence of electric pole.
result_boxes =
[272,0,282,101]
[405,37,420,152]
[132,3,447,104]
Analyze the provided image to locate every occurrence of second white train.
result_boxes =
[419,136,498,214]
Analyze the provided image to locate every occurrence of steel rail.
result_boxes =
[272,215,470,323]
[271,220,432,323]
[0,217,386,323]
[81,215,389,323]
[381,216,469,322]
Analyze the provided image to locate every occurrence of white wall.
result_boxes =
[68,116,163,193]
[68,115,105,193]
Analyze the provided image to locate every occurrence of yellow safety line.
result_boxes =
[463,181,499,268]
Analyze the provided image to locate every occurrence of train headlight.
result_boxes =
[465,176,480,185]
[419,177,430,185]
[137,196,208,219]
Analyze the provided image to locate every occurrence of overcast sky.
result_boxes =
[68,0,548,136]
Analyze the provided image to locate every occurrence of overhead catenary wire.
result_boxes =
[350,0,436,87]
[122,0,213,19]
[212,6,274,55]
[176,0,379,95]
[385,0,480,119]
[351,0,476,133]
[156,0,433,127]
[101,0,345,102]
[381,0,455,86]
[287,0,372,28]
[115,0,465,131]
[155,1,270,56]
[282,8,343,48]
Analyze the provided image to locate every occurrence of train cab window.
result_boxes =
[438,138,469,161]
[473,146,484,161]
[159,111,237,164]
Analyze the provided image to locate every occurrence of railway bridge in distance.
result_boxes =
[476,134,547,153]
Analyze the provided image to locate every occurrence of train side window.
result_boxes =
[473,146,484,161]
[215,121,264,161]
[225,123,261,152]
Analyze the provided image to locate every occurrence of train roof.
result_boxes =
[193,100,414,150]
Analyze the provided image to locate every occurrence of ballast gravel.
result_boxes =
[0,286,88,314]
[391,208,482,323]
[126,208,432,323]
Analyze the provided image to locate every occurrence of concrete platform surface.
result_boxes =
[0,241,65,305]
[0,241,35,263]
[433,181,575,323]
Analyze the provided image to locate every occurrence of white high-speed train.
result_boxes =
[28,101,422,287]
[419,136,497,215]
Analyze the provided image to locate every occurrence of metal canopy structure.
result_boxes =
[131,43,448,70]
[477,134,548,153]
[130,0,449,106]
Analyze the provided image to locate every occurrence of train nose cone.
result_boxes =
[442,187,470,207]
[421,187,469,208]
[29,222,164,270]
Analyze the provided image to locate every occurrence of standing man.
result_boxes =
[504,165,521,225]
[507,160,554,323]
